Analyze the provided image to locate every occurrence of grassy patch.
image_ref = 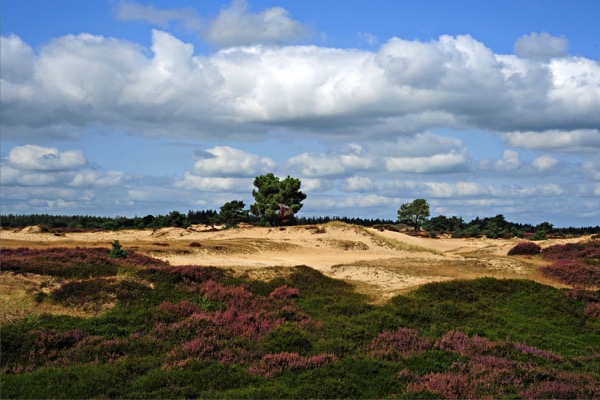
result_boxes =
[1,247,599,398]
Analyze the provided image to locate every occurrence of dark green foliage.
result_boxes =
[397,198,430,231]
[261,324,314,355]
[2,248,599,399]
[109,240,127,258]
[216,200,248,227]
[250,173,307,226]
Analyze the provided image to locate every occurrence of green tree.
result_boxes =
[397,198,430,231]
[109,240,127,258]
[250,173,307,226]
[165,210,189,228]
[218,200,248,228]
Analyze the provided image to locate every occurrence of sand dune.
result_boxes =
[0,223,585,301]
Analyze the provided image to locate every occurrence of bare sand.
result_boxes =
[0,223,586,301]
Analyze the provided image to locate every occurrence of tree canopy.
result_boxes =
[217,200,248,228]
[250,173,307,226]
[397,198,430,231]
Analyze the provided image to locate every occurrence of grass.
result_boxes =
[1,246,599,399]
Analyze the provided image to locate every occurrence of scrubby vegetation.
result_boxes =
[540,241,600,288]
[508,241,542,256]
[1,247,599,398]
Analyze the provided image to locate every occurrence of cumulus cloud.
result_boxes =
[192,146,275,177]
[385,151,467,174]
[7,144,86,171]
[176,146,272,193]
[422,181,485,197]
[1,145,123,189]
[174,173,252,192]
[204,0,311,47]
[514,32,568,60]
[502,129,600,152]
[2,31,599,142]
[288,144,373,178]
[532,154,559,171]
[0,145,127,213]
[346,176,374,192]
[495,150,521,171]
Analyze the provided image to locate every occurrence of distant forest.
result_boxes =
[1,211,599,238]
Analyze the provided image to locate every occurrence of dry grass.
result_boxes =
[0,272,92,324]
[325,221,436,253]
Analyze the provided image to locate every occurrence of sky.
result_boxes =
[1,0,599,227]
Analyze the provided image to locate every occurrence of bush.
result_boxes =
[531,230,547,241]
[109,240,127,258]
[508,241,542,256]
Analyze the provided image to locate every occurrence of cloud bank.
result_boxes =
[2,31,598,145]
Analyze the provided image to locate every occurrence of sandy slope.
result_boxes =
[0,223,585,301]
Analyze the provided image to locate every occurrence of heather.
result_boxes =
[507,241,542,256]
[2,249,600,398]
[1,247,166,278]
[540,240,600,288]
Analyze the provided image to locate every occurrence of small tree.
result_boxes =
[250,173,307,226]
[397,198,430,231]
[109,240,127,258]
[218,200,248,228]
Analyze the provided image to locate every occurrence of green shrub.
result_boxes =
[109,240,127,258]
[261,325,314,355]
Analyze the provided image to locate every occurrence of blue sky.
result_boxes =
[1,0,599,227]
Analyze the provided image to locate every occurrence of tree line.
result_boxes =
[1,174,598,236]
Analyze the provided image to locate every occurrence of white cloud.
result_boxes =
[346,176,374,191]
[502,129,600,152]
[532,155,559,171]
[0,144,127,199]
[192,146,275,177]
[175,172,252,192]
[385,151,467,173]
[0,34,35,83]
[514,32,568,60]
[288,145,373,178]
[2,32,598,142]
[495,150,521,171]
[301,178,322,192]
[7,145,86,171]
[204,0,311,47]
[422,181,485,197]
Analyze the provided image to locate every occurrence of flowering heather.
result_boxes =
[522,379,598,400]
[513,342,563,362]
[148,265,224,283]
[541,260,600,287]
[368,328,433,359]
[249,352,337,378]
[585,302,600,318]
[1,247,165,277]
[164,334,257,368]
[507,241,542,256]
[542,241,600,261]
[461,355,525,392]
[155,300,204,322]
[407,372,475,399]
[269,285,300,299]
[436,329,497,356]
